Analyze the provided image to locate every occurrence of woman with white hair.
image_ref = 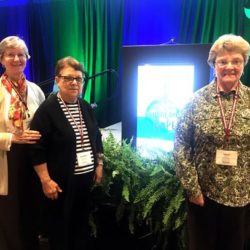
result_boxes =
[174,34,250,250]
[0,36,45,250]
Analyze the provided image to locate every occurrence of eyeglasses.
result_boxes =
[215,59,243,68]
[4,53,26,60]
[58,75,84,84]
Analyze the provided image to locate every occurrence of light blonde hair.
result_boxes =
[0,36,30,59]
[207,34,250,68]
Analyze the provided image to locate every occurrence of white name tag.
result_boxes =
[77,151,93,167]
[215,149,238,166]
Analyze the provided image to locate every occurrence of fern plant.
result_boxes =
[90,133,187,250]
[134,156,187,249]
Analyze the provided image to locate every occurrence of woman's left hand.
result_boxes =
[94,164,103,184]
[12,130,41,144]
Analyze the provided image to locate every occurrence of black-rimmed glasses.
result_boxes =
[58,75,84,84]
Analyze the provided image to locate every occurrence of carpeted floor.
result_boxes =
[39,236,49,250]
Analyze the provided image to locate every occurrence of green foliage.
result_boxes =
[91,133,187,249]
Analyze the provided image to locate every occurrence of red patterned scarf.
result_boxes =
[1,73,27,133]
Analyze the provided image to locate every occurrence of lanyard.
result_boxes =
[58,94,84,146]
[216,83,239,142]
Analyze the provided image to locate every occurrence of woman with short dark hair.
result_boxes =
[30,56,104,250]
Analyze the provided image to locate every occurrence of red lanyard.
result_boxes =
[216,83,239,142]
[58,94,84,146]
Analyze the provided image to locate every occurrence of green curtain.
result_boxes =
[2,0,250,125]
[179,0,250,86]
[179,0,247,43]
[50,0,125,127]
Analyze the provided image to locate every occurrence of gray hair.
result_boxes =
[0,36,30,59]
[207,34,250,68]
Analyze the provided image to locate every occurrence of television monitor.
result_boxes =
[122,44,211,157]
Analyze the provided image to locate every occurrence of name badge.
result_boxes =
[215,149,238,166]
[77,151,93,167]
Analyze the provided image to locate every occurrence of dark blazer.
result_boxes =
[30,93,103,190]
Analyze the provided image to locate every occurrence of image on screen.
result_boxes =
[136,64,194,158]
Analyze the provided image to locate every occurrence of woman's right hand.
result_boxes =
[12,129,41,144]
[189,194,205,207]
[41,179,63,200]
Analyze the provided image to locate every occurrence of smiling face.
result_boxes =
[56,66,83,103]
[0,47,27,80]
[214,51,244,92]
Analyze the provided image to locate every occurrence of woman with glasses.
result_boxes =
[174,34,250,250]
[0,36,45,250]
[30,56,104,250]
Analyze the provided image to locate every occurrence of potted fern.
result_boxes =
[90,133,187,250]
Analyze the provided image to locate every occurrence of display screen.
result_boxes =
[136,64,194,158]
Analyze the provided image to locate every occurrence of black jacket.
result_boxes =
[30,93,103,190]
